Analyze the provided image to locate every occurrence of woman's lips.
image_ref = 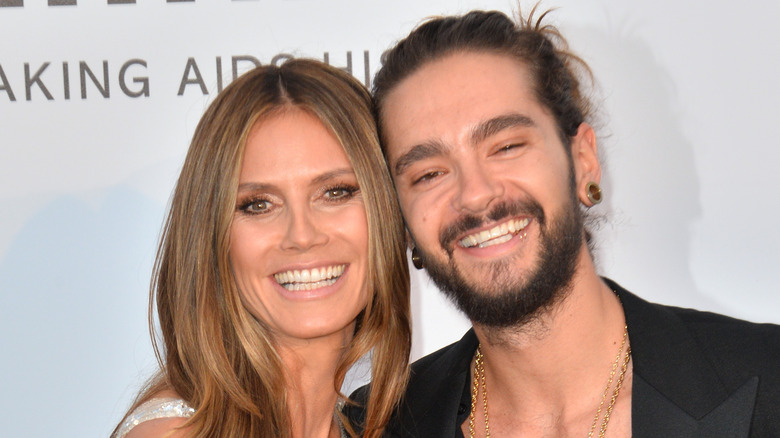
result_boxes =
[273,264,346,291]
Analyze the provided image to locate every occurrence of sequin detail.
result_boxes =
[115,397,195,438]
[336,399,348,438]
[336,413,348,438]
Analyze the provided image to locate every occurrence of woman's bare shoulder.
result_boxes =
[124,416,190,438]
[116,390,195,438]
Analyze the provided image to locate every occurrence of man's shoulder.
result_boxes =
[614,280,780,434]
[670,302,780,332]
[630,291,780,362]
[349,329,477,401]
[346,330,477,437]
[617,282,780,364]
[409,329,478,379]
[661,302,780,373]
[672,303,780,335]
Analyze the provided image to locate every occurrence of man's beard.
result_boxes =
[415,186,585,329]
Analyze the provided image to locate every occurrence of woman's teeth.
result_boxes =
[273,265,346,291]
[459,218,530,248]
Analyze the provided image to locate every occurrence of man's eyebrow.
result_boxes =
[470,113,536,145]
[393,141,446,176]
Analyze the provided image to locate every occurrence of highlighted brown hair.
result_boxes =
[113,59,410,438]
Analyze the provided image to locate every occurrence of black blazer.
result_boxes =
[347,279,780,437]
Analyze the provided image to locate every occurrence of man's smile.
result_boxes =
[458,217,531,249]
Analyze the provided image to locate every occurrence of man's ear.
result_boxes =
[405,229,414,250]
[571,123,602,205]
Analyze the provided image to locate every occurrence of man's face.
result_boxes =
[381,51,599,327]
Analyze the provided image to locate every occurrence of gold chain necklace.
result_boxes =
[469,345,490,437]
[468,326,631,438]
[588,325,631,438]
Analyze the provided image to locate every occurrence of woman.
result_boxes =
[112,59,411,438]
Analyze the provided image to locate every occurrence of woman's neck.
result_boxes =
[277,330,351,438]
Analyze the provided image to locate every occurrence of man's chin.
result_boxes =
[424,250,569,328]
[449,274,525,299]
[451,254,532,287]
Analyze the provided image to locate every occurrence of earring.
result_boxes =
[586,181,602,205]
[411,247,424,270]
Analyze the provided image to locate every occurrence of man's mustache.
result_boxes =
[439,199,546,252]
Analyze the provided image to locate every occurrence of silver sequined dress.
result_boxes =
[115,397,347,437]
[115,398,195,438]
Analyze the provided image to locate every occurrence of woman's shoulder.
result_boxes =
[116,391,195,438]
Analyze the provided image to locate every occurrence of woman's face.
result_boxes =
[229,108,369,345]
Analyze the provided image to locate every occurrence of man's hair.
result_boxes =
[373,6,594,150]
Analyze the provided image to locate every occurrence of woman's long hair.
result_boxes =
[113,59,410,438]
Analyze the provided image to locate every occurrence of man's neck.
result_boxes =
[469,257,631,436]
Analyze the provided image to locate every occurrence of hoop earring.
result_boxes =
[411,247,424,270]
[586,181,602,205]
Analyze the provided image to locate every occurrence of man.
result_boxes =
[348,7,780,438]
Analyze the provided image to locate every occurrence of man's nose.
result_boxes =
[452,161,504,213]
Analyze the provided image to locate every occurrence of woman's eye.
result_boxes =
[324,186,358,200]
[240,199,271,214]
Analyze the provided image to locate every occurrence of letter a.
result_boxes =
[177,58,208,96]
[0,64,16,101]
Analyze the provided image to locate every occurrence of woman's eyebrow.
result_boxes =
[310,168,356,186]
[237,182,273,193]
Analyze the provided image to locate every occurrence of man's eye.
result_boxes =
[413,171,443,185]
[497,143,524,153]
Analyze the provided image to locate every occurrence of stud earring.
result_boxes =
[586,181,602,205]
[411,247,424,270]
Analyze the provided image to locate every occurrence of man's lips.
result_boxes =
[458,218,531,249]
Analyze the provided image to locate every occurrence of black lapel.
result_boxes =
[387,330,478,437]
[608,279,758,437]
[633,374,757,438]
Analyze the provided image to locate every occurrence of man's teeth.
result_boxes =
[459,218,530,248]
[273,265,345,291]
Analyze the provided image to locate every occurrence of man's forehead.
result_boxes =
[380,51,539,162]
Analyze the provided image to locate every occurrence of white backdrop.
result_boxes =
[1,1,779,436]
